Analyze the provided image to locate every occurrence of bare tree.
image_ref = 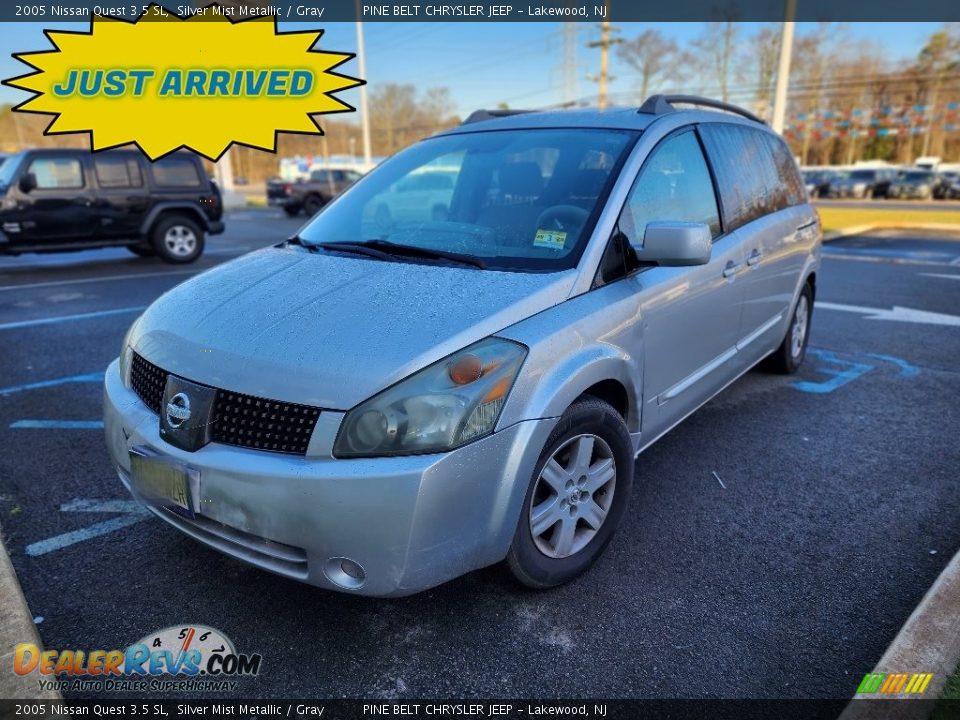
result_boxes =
[747,25,781,120]
[369,84,459,156]
[617,29,687,101]
[692,22,739,103]
[916,26,960,157]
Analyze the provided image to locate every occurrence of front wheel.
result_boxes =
[506,397,634,589]
[766,282,813,374]
[151,215,204,264]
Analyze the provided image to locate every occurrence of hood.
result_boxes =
[131,246,577,409]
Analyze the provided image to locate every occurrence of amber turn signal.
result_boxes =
[449,354,483,385]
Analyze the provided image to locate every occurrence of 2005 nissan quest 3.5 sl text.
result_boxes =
[104,95,821,596]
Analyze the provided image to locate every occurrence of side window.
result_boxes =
[94,156,143,189]
[617,130,721,244]
[763,133,806,208]
[151,156,202,187]
[700,124,799,230]
[28,156,84,190]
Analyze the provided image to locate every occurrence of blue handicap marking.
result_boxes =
[792,348,921,394]
[859,352,920,378]
[792,349,874,394]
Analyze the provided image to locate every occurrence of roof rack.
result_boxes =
[462,109,535,125]
[638,94,765,125]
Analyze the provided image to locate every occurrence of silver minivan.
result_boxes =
[104,96,821,596]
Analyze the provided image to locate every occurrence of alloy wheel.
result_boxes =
[529,433,616,559]
[791,294,809,358]
[163,225,198,257]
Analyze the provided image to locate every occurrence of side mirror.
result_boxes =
[634,221,712,267]
[18,172,37,194]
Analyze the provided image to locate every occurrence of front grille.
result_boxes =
[130,353,167,414]
[130,352,321,456]
[211,391,320,455]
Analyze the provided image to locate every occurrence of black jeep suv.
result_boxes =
[0,148,224,263]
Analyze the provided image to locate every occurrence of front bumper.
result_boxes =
[103,360,557,596]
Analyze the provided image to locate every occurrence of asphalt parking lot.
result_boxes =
[0,211,958,700]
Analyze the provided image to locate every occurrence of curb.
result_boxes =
[823,222,960,242]
[840,548,960,717]
[0,522,60,701]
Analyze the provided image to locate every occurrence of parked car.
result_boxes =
[266,166,362,217]
[0,148,223,263]
[828,168,896,199]
[887,169,937,199]
[105,95,821,596]
[802,169,834,198]
[365,167,458,226]
[933,171,960,199]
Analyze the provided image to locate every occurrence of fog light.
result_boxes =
[324,557,366,589]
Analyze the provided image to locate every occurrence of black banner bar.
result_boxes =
[3,699,960,720]
[3,0,960,23]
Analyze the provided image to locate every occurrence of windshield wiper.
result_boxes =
[314,240,398,263]
[357,239,487,269]
[285,235,320,252]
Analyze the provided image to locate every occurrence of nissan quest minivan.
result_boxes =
[104,95,821,596]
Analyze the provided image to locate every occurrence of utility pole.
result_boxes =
[355,0,373,167]
[771,0,796,134]
[561,24,580,105]
[587,5,621,110]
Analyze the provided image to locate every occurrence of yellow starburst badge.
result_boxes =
[3,4,363,160]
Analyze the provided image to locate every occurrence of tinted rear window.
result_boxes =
[699,123,805,232]
[151,156,203,187]
[94,156,143,188]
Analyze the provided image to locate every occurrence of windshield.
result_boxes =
[0,152,23,189]
[297,129,637,271]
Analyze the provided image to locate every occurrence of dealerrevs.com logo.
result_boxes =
[14,624,262,693]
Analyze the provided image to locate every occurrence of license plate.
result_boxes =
[129,450,197,518]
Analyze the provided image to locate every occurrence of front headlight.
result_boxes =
[333,338,527,458]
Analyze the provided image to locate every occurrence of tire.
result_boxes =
[126,244,155,257]
[506,397,634,589]
[151,214,204,264]
[303,195,325,216]
[766,281,813,374]
[283,205,302,217]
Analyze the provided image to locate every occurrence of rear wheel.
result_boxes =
[303,195,325,216]
[506,397,634,589]
[282,205,302,217]
[151,215,204,264]
[766,282,813,374]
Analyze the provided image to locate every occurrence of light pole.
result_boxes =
[355,0,373,167]
[771,0,796,134]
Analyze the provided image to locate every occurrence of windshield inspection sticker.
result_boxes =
[534,229,567,250]
[2,4,362,160]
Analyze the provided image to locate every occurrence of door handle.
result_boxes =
[796,220,818,232]
[747,249,762,266]
[722,260,741,278]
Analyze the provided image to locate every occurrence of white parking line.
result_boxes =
[0,269,198,292]
[0,306,145,331]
